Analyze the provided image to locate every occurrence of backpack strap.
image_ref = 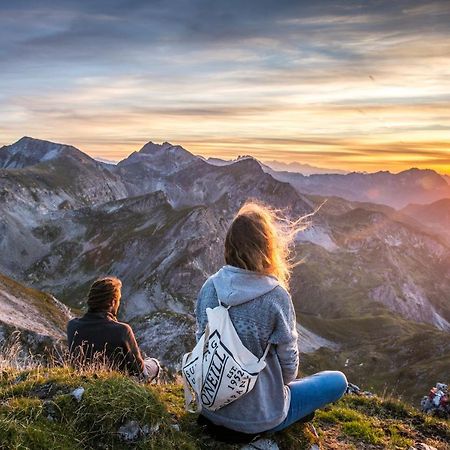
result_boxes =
[260,342,271,361]
[182,353,195,411]
[217,297,231,310]
[182,323,212,413]
[194,324,211,412]
[219,296,270,362]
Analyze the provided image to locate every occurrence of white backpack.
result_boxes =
[181,299,270,412]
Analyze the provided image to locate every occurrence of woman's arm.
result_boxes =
[270,288,299,384]
[275,339,299,385]
[194,278,218,341]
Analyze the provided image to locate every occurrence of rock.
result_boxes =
[345,382,374,397]
[117,420,160,443]
[71,387,85,402]
[170,424,180,432]
[241,438,279,450]
[118,420,141,442]
[309,445,320,450]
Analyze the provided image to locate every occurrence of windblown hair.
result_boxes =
[87,277,122,313]
[225,201,310,289]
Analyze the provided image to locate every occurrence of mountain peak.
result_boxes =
[118,140,200,175]
[0,137,66,169]
[140,141,169,154]
[225,154,265,176]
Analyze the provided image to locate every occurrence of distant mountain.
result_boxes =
[401,198,450,243]
[203,155,256,166]
[269,168,450,209]
[95,157,118,165]
[1,136,449,400]
[0,136,94,169]
[119,145,308,211]
[117,141,209,203]
[0,137,127,212]
[204,155,347,175]
[262,159,348,175]
[205,155,348,175]
[205,155,450,208]
[120,141,199,175]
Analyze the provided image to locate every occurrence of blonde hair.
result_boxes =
[224,201,310,289]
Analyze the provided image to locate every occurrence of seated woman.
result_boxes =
[67,277,160,381]
[195,202,347,435]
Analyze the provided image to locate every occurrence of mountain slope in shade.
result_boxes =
[269,168,450,209]
[401,198,450,242]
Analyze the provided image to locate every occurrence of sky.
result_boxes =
[0,0,449,173]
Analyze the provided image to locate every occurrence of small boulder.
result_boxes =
[117,420,160,443]
[71,387,85,402]
[118,420,141,442]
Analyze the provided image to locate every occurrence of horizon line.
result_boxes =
[2,134,450,176]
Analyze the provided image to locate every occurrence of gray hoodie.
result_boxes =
[195,265,299,433]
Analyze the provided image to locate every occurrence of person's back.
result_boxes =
[67,277,160,380]
[67,310,143,375]
[196,267,298,433]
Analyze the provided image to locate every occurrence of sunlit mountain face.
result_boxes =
[0,1,449,173]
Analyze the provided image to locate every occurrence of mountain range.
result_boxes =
[204,155,348,175]
[0,136,449,401]
[267,168,450,209]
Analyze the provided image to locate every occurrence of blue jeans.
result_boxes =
[269,370,348,432]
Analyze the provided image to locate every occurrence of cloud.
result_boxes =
[0,0,449,173]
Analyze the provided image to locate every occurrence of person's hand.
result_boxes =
[143,357,161,383]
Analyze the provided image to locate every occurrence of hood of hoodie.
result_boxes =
[210,265,279,307]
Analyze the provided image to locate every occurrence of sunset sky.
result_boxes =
[1,0,449,173]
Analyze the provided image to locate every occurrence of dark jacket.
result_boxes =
[67,311,145,375]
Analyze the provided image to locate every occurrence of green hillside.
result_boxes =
[0,367,448,449]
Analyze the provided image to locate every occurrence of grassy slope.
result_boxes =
[0,368,448,450]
